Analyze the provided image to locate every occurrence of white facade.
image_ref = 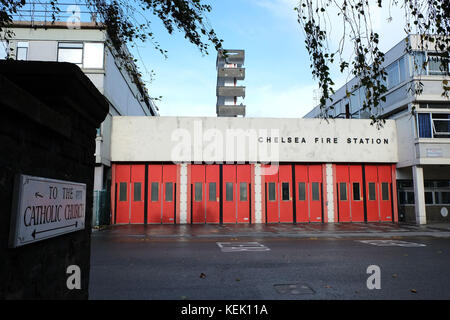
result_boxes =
[111,117,398,163]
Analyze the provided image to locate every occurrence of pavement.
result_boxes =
[92,222,450,240]
[89,222,450,300]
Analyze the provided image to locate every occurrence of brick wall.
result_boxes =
[0,61,108,299]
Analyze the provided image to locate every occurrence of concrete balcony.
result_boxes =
[218,67,245,80]
[217,105,246,117]
[216,86,245,98]
[217,49,245,65]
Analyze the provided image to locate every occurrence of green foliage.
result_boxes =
[0,0,223,107]
[296,0,449,126]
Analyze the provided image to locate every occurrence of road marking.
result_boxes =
[216,242,270,252]
[357,240,426,247]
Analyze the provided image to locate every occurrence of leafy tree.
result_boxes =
[296,0,449,125]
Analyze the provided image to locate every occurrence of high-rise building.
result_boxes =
[216,49,246,117]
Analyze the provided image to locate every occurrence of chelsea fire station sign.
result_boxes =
[9,174,86,248]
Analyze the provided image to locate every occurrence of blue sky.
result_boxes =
[133,0,407,118]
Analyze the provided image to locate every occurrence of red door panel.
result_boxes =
[191,165,206,224]
[336,165,350,222]
[295,165,309,223]
[378,165,393,222]
[279,165,293,223]
[206,165,220,224]
[223,165,237,223]
[264,164,279,223]
[349,165,364,222]
[130,165,145,223]
[115,165,131,224]
[365,165,379,222]
[162,165,177,224]
[148,164,162,224]
[237,165,251,223]
[308,165,323,222]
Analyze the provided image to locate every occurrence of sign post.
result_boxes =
[9,174,86,248]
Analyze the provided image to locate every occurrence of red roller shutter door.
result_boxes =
[336,165,351,222]
[263,164,279,223]
[223,165,237,223]
[206,165,220,224]
[349,165,364,222]
[308,165,323,223]
[130,165,145,224]
[191,164,206,224]
[237,165,251,223]
[294,165,309,223]
[279,165,293,223]
[365,165,380,222]
[162,165,177,224]
[114,164,131,224]
[148,164,163,224]
[378,165,394,222]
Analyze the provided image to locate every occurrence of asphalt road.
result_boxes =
[89,225,450,300]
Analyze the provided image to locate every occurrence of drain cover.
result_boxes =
[274,283,315,295]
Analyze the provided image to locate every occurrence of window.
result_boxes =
[381,183,389,200]
[83,42,104,68]
[119,182,127,201]
[312,182,320,201]
[432,113,450,138]
[226,182,233,201]
[209,182,216,201]
[165,182,173,202]
[425,192,433,204]
[281,182,290,201]
[133,182,141,201]
[353,183,361,201]
[16,42,28,60]
[399,55,407,83]
[268,182,276,201]
[0,40,8,59]
[194,182,202,202]
[387,61,400,89]
[298,182,306,201]
[58,42,83,66]
[412,51,426,76]
[399,191,415,205]
[339,183,347,201]
[428,52,449,75]
[240,182,248,201]
[350,90,360,113]
[435,192,450,204]
[151,182,159,201]
[418,113,432,138]
[368,183,376,201]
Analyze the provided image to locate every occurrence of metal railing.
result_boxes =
[10,1,100,25]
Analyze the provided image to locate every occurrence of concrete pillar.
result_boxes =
[254,163,263,223]
[412,165,427,224]
[325,164,335,223]
[179,163,188,224]
[94,165,104,191]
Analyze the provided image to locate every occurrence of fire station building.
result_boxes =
[109,117,399,225]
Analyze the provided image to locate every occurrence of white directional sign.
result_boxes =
[9,174,86,248]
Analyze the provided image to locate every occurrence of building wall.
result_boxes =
[110,117,398,163]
